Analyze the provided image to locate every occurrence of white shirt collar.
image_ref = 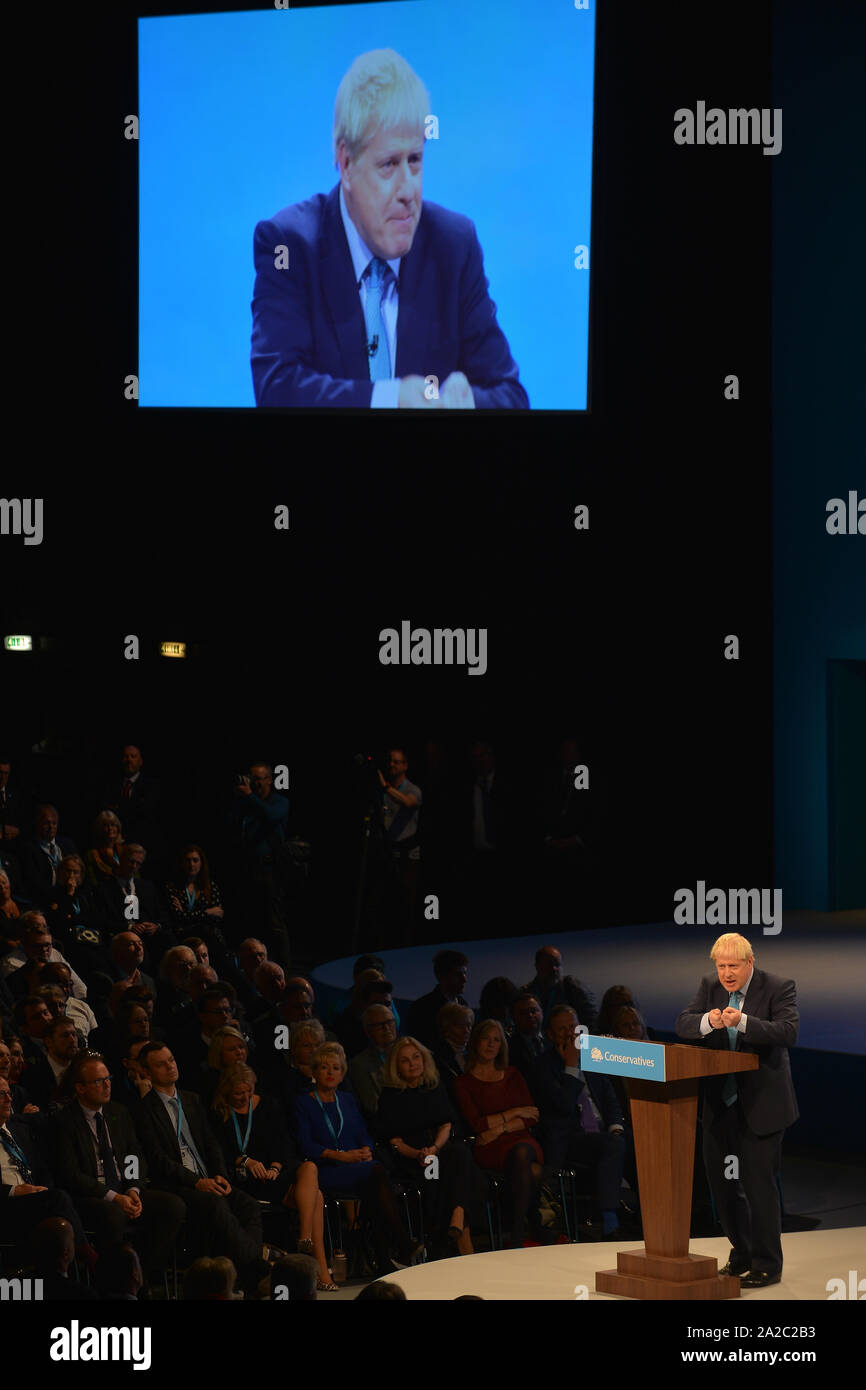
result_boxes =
[339,184,402,288]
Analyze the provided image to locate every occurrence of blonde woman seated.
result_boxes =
[85,811,123,886]
[454,1019,546,1249]
[210,1061,336,1291]
[203,1025,249,1102]
[375,1036,477,1255]
[293,1042,421,1272]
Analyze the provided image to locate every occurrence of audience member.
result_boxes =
[2,913,87,1000]
[43,854,109,976]
[431,1003,474,1127]
[348,1004,397,1119]
[40,962,98,1041]
[85,811,124,887]
[354,1278,406,1300]
[27,1217,98,1301]
[99,843,173,969]
[333,975,394,1060]
[182,1255,239,1301]
[132,1041,266,1289]
[52,1052,186,1277]
[24,1015,79,1107]
[209,1062,336,1290]
[270,1253,317,1300]
[0,869,21,926]
[453,1019,545,1248]
[293,1042,421,1272]
[18,805,78,903]
[155,946,197,1029]
[376,1037,477,1255]
[524,1005,627,1239]
[508,993,548,1074]
[0,1079,87,1251]
[522,946,596,1031]
[478,977,519,1036]
[229,763,290,959]
[94,1240,144,1300]
[407,950,470,1050]
[99,746,164,870]
[1,1034,38,1113]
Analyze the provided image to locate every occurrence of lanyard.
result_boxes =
[231,1102,254,1155]
[313,1091,344,1146]
[186,885,196,910]
[0,1127,31,1175]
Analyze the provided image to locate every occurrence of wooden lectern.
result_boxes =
[595,1042,758,1300]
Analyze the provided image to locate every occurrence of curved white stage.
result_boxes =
[377,1228,865,1301]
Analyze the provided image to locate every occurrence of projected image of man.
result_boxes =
[251,49,528,410]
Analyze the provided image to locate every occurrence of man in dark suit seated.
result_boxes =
[132,1042,265,1287]
[17,805,77,905]
[251,48,528,411]
[522,1005,627,1241]
[0,1078,88,1252]
[407,949,471,1050]
[98,843,175,972]
[22,1015,79,1109]
[676,932,799,1289]
[508,992,548,1076]
[170,986,235,1094]
[522,945,597,1033]
[50,1052,185,1280]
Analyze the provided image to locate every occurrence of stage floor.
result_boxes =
[378,1228,865,1300]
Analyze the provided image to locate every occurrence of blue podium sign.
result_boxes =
[579,1035,666,1082]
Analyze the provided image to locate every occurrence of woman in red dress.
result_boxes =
[454,1019,545,1248]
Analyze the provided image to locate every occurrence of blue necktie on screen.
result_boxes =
[722,991,742,1106]
[364,257,391,381]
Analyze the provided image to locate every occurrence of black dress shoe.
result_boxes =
[739,1270,781,1289]
[719,1260,750,1277]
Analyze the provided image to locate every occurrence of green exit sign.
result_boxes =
[4,635,33,652]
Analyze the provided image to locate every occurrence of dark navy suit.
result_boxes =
[251,183,529,409]
[676,967,799,1276]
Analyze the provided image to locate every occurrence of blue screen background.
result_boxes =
[139,0,596,409]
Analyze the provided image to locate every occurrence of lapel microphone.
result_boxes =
[367,335,378,357]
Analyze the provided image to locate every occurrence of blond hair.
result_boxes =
[311,1041,347,1079]
[212,1062,256,1121]
[382,1036,439,1090]
[710,933,754,962]
[333,49,430,167]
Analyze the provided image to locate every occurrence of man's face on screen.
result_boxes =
[340,124,424,261]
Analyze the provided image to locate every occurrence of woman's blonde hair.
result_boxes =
[465,1018,509,1071]
[212,1062,256,1121]
[382,1036,439,1090]
[311,1041,347,1079]
[290,1019,325,1058]
[207,1025,248,1071]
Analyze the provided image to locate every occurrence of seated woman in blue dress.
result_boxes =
[293,1042,422,1273]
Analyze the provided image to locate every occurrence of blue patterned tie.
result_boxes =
[364,257,392,381]
[722,991,742,1106]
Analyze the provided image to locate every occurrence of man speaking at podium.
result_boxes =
[676,933,799,1289]
[251,49,529,411]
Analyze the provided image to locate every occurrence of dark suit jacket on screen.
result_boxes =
[675,968,799,1135]
[251,183,529,410]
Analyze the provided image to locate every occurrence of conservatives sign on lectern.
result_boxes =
[250,49,528,411]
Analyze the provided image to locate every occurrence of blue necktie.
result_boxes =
[364,257,392,381]
[722,991,742,1106]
